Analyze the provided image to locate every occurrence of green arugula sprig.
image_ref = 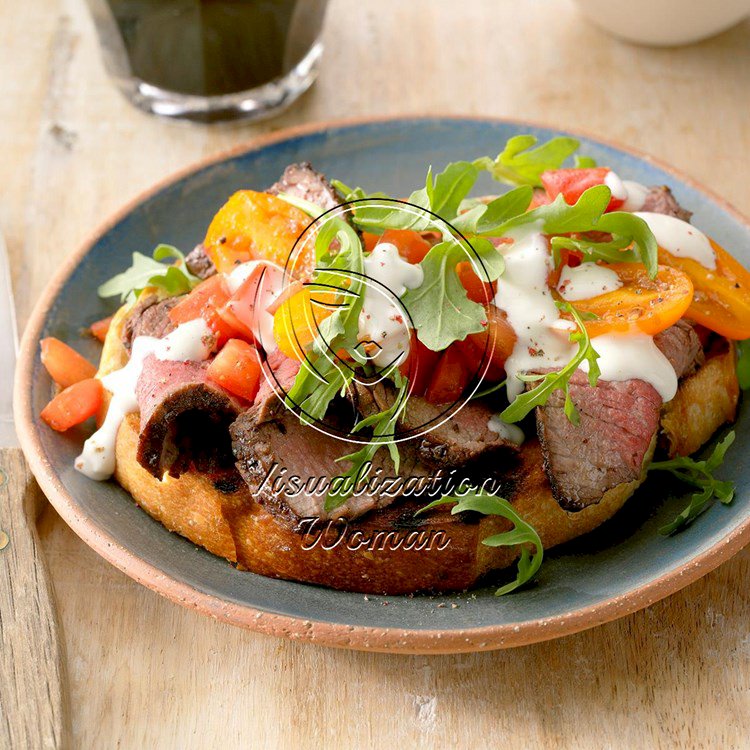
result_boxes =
[325,372,408,511]
[400,237,504,351]
[276,193,368,423]
[473,135,581,188]
[416,490,544,595]
[651,432,736,535]
[501,302,600,425]
[98,244,200,302]
[548,206,659,276]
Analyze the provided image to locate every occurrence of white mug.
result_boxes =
[572,0,750,46]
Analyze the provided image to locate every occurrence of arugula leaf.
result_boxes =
[548,209,658,279]
[276,194,368,422]
[285,356,355,425]
[335,161,480,237]
[452,185,533,235]
[736,340,750,389]
[401,237,503,351]
[493,185,612,237]
[500,302,600,425]
[485,188,658,279]
[574,154,598,168]
[324,373,408,511]
[651,432,736,535]
[595,212,658,278]
[97,244,200,302]
[474,135,581,188]
[551,234,636,267]
[425,161,480,220]
[416,490,543,595]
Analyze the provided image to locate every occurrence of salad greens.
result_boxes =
[98,244,200,302]
[416,489,544,595]
[325,371,409,511]
[500,302,601,426]
[400,237,503,352]
[473,134,580,188]
[651,432,736,535]
[278,203,366,424]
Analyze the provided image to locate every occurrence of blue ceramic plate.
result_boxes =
[16,117,750,653]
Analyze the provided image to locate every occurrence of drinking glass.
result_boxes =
[85,0,328,122]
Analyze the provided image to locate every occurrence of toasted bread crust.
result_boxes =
[101,307,739,594]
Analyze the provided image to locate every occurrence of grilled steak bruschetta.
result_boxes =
[41,139,746,595]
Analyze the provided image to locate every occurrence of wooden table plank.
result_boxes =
[3,0,750,746]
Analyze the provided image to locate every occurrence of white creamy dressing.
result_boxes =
[487,414,525,445]
[358,242,424,367]
[225,260,285,352]
[620,179,650,211]
[580,333,678,402]
[557,263,623,301]
[75,318,213,481]
[493,228,679,403]
[493,228,577,399]
[604,170,628,202]
[634,211,716,269]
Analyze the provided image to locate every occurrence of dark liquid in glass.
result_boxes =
[107,0,325,96]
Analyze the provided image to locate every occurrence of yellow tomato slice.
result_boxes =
[657,239,750,340]
[272,286,338,360]
[204,190,314,277]
[564,263,694,337]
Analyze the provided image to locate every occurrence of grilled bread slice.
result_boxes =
[99,305,739,595]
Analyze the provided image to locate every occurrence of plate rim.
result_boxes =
[15,113,750,654]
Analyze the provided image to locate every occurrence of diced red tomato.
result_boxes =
[456,261,495,304]
[529,188,552,209]
[400,332,442,396]
[41,378,103,431]
[541,168,624,211]
[362,232,380,254]
[221,261,287,347]
[424,344,471,404]
[464,306,516,382]
[206,339,263,402]
[40,338,97,389]
[89,316,113,343]
[380,229,433,264]
[168,276,240,348]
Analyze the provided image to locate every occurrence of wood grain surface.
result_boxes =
[0,448,69,749]
[2,0,749,747]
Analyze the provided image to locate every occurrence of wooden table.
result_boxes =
[3,0,750,746]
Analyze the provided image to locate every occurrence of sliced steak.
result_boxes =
[136,355,243,479]
[184,244,216,279]
[654,320,704,379]
[230,405,437,522]
[642,185,692,223]
[266,162,342,212]
[535,372,662,511]
[352,381,521,468]
[254,349,301,423]
[122,294,182,350]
